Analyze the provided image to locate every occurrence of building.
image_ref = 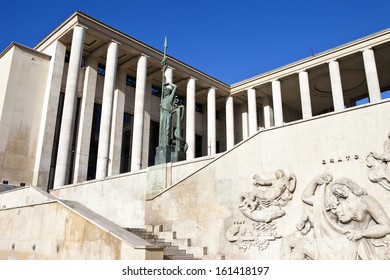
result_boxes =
[1,11,390,260]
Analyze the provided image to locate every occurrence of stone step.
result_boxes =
[164,255,200,260]
[126,228,198,260]
[164,247,187,256]
[202,255,226,260]
[185,246,204,259]
[158,231,175,241]
[170,238,191,249]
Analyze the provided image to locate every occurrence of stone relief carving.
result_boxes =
[280,173,390,260]
[366,132,390,191]
[227,170,296,251]
[239,170,296,223]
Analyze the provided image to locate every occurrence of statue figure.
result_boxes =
[155,37,187,164]
[172,98,188,153]
[280,174,390,260]
[239,170,296,223]
[158,36,175,147]
[159,81,177,147]
[366,131,390,190]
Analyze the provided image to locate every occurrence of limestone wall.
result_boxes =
[0,44,50,186]
[0,186,52,208]
[50,156,215,229]
[0,200,160,259]
[145,100,390,260]
[50,170,148,228]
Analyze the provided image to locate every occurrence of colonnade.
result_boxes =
[245,48,382,135]
[53,25,383,188]
[53,25,225,188]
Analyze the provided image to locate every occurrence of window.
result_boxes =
[196,134,203,158]
[97,64,106,76]
[148,120,160,166]
[47,93,65,190]
[152,86,162,97]
[120,113,134,173]
[176,95,185,106]
[196,103,203,113]
[65,51,70,63]
[87,103,102,180]
[126,75,136,88]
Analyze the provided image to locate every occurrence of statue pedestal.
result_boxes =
[171,151,186,163]
[146,163,171,199]
[155,145,174,165]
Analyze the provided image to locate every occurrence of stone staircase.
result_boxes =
[126,228,201,260]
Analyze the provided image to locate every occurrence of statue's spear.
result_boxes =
[161,36,168,100]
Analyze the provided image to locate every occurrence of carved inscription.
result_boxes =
[322,155,359,165]
[226,221,280,251]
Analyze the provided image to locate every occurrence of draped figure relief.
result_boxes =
[280,173,390,260]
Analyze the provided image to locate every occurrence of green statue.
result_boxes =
[155,37,187,164]
[159,80,177,146]
[158,37,176,146]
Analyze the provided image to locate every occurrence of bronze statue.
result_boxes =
[155,37,187,165]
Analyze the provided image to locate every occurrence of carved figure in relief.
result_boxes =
[280,174,390,260]
[367,132,390,190]
[239,170,296,223]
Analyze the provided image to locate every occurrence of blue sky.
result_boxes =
[1,0,389,85]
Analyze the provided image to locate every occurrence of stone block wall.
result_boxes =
[145,100,390,260]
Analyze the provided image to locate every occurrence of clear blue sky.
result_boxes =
[1,0,389,84]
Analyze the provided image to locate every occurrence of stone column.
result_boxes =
[131,55,148,171]
[186,77,196,160]
[272,80,284,126]
[108,70,126,176]
[141,82,152,168]
[298,70,313,119]
[241,110,249,140]
[263,95,272,128]
[226,95,235,149]
[247,88,258,136]
[73,55,98,183]
[207,87,216,155]
[95,41,120,179]
[33,40,66,188]
[328,60,344,112]
[54,25,86,188]
[362,48,381,103]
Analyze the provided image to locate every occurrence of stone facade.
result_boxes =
[1,11,390,259]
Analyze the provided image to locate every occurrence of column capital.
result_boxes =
[75,24,88,30]
[110,39,121,46]
[166,65,175,71]
[187,76,197,81]
[227,93,234,98]
[139,53,150,59]
[361,47,373,53]
[327,59,339,64]
[226,94,234,102]
[297,69,308,74]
